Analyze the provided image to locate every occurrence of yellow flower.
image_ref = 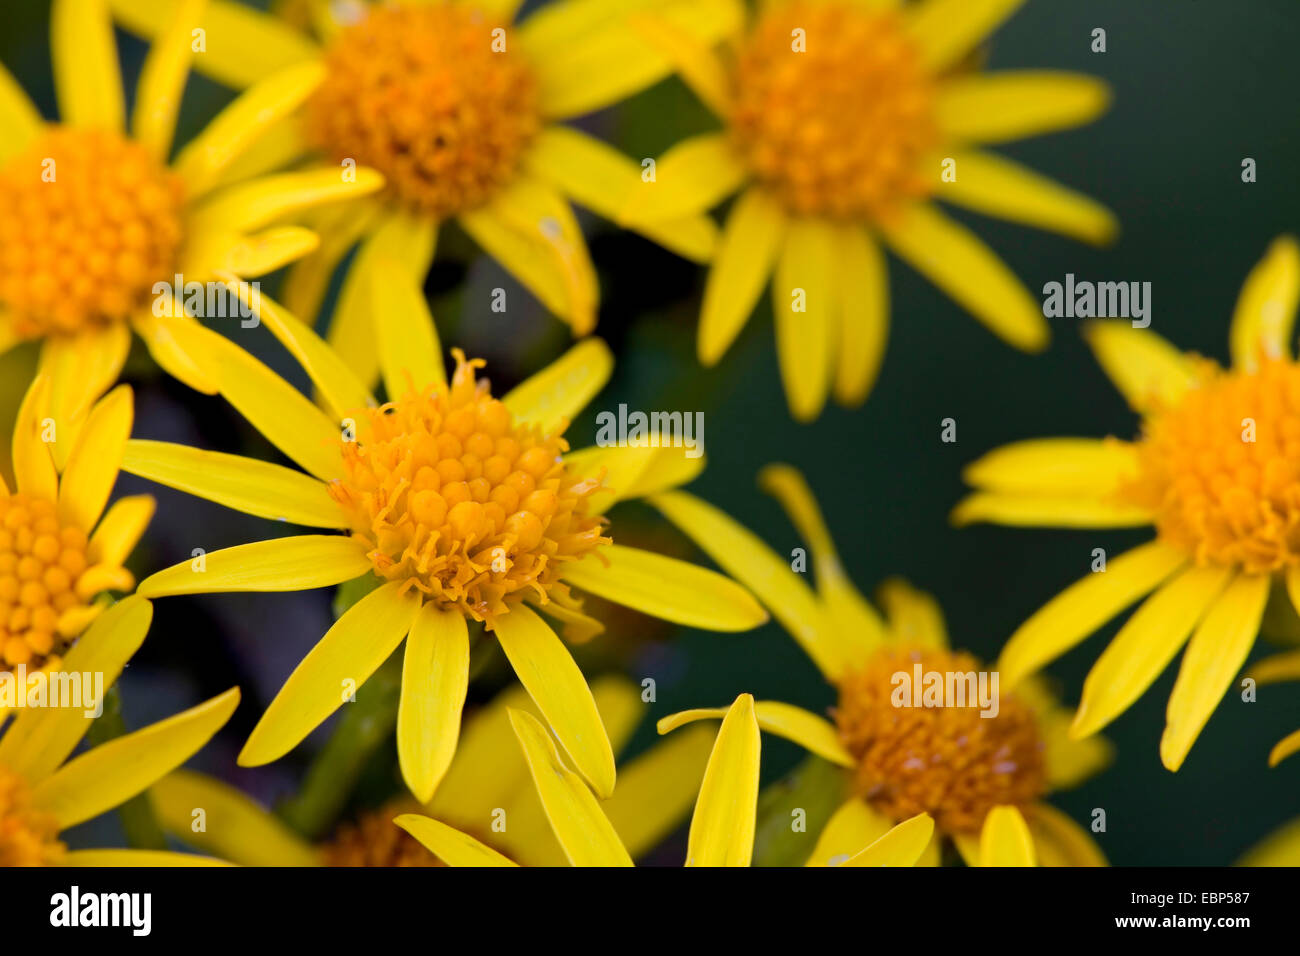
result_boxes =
[649,465,1109,865]
[0,0,384,443]
[0,594,239,866]
[120,284,767,803]
[398,692,936,866]
[0,375,151,702]
[955,236,1300,772]
[149,676,717,866]
[109,0,736,360]
[619,0,1114,421]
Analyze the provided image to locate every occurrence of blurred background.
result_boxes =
[4,0,1300,865]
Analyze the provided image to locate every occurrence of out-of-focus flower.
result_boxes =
[0,594,238,866]
[651,465,1109,865]
[621,0,1114,420]
[110,0,737,357]
[120,283,766,803]
[0,0,384,441]
[0,375,152,701]
[956,237,1300,772]
[397,692,937,866]
[150,676,716,866]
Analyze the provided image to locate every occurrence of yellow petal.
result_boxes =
[326,210,436,392]
[842,812,936,867]
[32,688,240,829]
[881,202,1047,352]
[493,604,616,798]
[561,544,767,632]
[239,581,419,766]
[1028,802,1107,866]
[150,769,320,867]
[1072,564,1233,739]
[58,385,132,532]
[624,9,732,116]
[131,311,217,395]
[1161,573,1267,770]
[963,438,1140,496]
[11,375,57,501]
[138,535,370,597]
[620,133,747,224]
[658,700,854,768]
[189,166,385,236]
[906,0,1026,71]
[52,0,124,130]
[88,495,154,566]
[157,319,343,480]
[805,798,894,867]
[936,72,1111,143]
[227,282,373,426]
[876,577,949,650]
[502,338,612,435]
[1247,647,1300,686]
[507,708,632,866]
[649,490,838,677]
[951,492,1153,528]
[0,62,43,161]
[59,849,231,866]
[398,604,469,803]
[280,200,382,326]
[371,257,445,401]
[759,463,886,664]
[458,177,598,334]
[997,541,1187,687]
[562,445,659,516]
[523,0,743,119]
[773,218,835,422]
[38,323,131,469]
[0,595,152,782]
[601,723,715,859]
[832,225,889,406]
[685,693,760,867]
[1229,235,1300,371]
[1083,321,1198,414]
[698,187,785,365]
[1238,815,1300,866]
[1269,728,1300,768]
[121,440,343,528]
[524,127,718,263]
[977,805,1036,866]
[130,0,206,159]
[179,227,320,282]
[940,150,1118,245]
[392,814,518,867]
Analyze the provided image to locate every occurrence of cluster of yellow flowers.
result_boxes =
[0,0,1297,869]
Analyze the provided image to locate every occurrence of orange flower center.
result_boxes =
[330,353,609,622]
[0,127,185,339]
[1122,357,1300,573]
[834,646,1046,835]
[307,3,541,218]
[0,494,123,674]
[320,805,440,867]
[0,765,65,866]
[728,1,937,221]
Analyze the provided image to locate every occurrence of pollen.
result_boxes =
[728,1,937,222]
[0,127,185,340]
[1122,357,1300,573]
[330,352,610,623]
[834,646,1047,835]
[0,765,65,866]
[320,805,440,867]
[307,3,541,219]
[0,493,134,675]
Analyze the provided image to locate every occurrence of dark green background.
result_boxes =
[4,0,1299,864]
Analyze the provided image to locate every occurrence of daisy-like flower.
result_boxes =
[120,281,767,804]
[0,0,384,444]
[397,692,937,866]
[0,374,152,700]
[619,0,1115,421]
[0,594,240,866]
[955,237,1300,772]
[149,676,717,866]
[110,0,736,372]
[648,465,1109,865]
